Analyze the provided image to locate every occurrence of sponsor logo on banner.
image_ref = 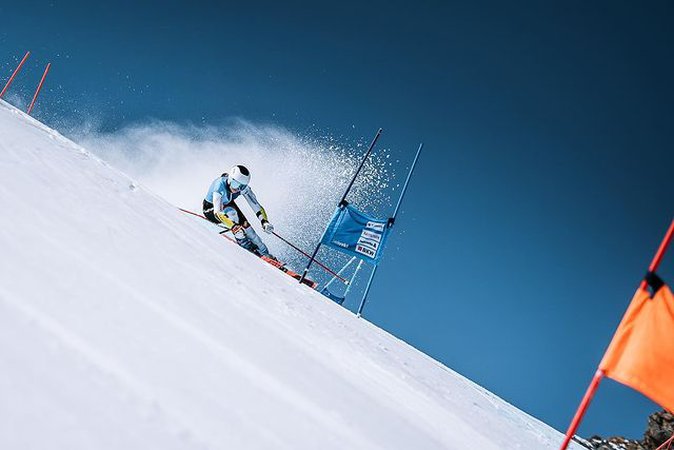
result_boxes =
[361,230,382,243]
[356,244,376,258]
[366,221,385,232]
[357,237,379,251]
[356,221,386,258]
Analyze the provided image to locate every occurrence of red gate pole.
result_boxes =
[655,434,674,450]
[559,369,605,450]
[559,218,674,450]
[26,62,51,115]
[0,51,30,99]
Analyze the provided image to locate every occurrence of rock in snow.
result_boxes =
[586,410,674,450]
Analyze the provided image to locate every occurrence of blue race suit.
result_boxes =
[203,174,270,256]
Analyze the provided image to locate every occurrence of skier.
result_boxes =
[203,165,275,257]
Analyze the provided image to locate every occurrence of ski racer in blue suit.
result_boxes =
[203,165,275,257]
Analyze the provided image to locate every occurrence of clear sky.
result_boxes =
[2,0,673,439]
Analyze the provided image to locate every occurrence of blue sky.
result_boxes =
[2,0,673,439]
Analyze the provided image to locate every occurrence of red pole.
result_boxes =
[655,435,674,450]
[559,370,605,450]
[0,51,31,99]
[26,62,51,115]
[559,217,674,450]
[640,218,674,289]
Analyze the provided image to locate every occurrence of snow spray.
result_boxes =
[74,120,395,269]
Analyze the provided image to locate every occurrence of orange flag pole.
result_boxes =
[559,218,674,450]
[640,219,674,290]
[559,369,605,450]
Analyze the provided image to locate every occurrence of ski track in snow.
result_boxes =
[0,99,583,449]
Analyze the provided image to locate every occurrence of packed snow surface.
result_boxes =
[0,100,582,449]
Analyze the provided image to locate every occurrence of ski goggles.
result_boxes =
[229,179,248,191]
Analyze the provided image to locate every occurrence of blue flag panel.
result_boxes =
[320,204,390,265]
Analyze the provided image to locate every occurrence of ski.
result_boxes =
[178,208,318,289]
[260,255,318,289]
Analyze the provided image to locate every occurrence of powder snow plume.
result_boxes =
[74,120,394,270]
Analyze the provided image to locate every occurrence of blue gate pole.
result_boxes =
[356,264,377,317]
[343,259,364,300]
[323,256,357,291]
[356,142,423,317]
[391,143,423,221]
[299,128,383,284]
[339,128,383,206]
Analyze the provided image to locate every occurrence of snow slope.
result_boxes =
[0,99,582,450]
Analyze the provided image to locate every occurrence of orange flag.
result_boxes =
[599,276,674,412]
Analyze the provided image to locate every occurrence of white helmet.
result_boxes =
[228,165,251,191]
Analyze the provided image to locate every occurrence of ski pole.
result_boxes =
[271,231,349,284]
[178,208,348,283]
[178,208,236,242]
